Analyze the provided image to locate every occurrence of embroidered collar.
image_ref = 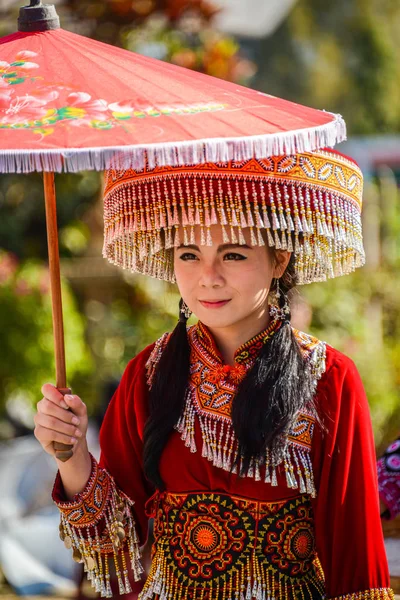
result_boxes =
[197,319,282,362]
[192,319,283,385]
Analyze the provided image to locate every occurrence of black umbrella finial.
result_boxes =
[18,0,60,32]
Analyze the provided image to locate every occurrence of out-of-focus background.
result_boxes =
[0,0,400,597]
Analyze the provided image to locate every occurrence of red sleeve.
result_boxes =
[51,346,155,596]
[311,348,391,599]
[99,343,155,545]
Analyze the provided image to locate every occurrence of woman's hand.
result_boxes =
[35,383,92,499]
[34,383,88,457]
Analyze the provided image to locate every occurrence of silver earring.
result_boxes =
[180,300,192,320]
[269,279,290,321]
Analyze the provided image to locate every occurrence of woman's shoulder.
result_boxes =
[295,330,366,424]
[294,328,365,418]
[293,327,359,380]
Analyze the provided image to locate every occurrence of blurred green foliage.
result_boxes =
[255,0,400,135]
[0,252,93,414]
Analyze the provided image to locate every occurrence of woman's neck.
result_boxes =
[205,310,271,365]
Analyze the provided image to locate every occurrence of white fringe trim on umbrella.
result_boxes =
[0,113,346,174]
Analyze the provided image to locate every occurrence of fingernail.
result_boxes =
[70,437,77,444]
[60,400,68,409]
[75,429,82,437]
[71,416,80,425]
[64,394,73,401]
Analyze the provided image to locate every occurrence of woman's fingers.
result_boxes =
[34,423,78,447]
[39,386,88,423]
[63,394,87,419]
[41,383,69,409]
[37,397,80,426]
[34,411,82,440]
[36,386,89,456]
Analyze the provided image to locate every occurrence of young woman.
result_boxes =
[34,150,393,600]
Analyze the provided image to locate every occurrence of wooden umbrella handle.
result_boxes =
[53,387,74,462]
[43,172,74,463]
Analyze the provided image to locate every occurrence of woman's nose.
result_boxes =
[199,263,224,287]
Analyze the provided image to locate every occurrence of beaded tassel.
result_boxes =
[58,480,142,597]
[175,390,317,495]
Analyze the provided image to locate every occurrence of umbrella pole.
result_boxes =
[43,172,73,461]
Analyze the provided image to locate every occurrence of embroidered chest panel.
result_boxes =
[146,325,327,495]
[141,491,325,600]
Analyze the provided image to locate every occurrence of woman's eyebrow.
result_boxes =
[177,243,252,252]
[217,244,252,252]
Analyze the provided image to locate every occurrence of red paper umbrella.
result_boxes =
[0,2,346,460]
[0,11,346,173]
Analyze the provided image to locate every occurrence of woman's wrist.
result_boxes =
[56,441,92,500]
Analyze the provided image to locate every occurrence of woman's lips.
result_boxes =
[199,300,231,309]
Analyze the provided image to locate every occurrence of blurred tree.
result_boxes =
[0,172,100,420]
[254,0,400,135]
[0,251,93,419]
[57,0,256,84]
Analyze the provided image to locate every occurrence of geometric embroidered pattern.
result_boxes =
[189,319,283,421]
[141,491,326,600]
[54,459,112,528]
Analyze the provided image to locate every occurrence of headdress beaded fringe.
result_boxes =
[103,150,364,285]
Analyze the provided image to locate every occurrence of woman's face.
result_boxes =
[173,225,290,331]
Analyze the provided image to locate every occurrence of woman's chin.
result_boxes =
[195,308,241,329]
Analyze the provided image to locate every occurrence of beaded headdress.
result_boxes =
[103,149,364,285]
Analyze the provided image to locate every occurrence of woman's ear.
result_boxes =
[273,250,292,279]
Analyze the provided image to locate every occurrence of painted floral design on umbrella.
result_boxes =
[0,49,228,136]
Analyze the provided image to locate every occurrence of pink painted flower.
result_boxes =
[17,62,39,70]
[0,88,58,125]
[30,88,59,105]
[0,90,13,107]
[66,92,109,125]
[15,50,38,60]
[108,100,136,115]
[1,95,50,125]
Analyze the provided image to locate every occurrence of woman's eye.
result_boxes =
[179,252,198,261]
[223,252,247,261]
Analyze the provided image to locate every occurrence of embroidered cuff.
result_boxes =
[52,454,143,597]
[329,589,394,600]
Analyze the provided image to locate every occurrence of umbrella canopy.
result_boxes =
[0,27,346,174]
